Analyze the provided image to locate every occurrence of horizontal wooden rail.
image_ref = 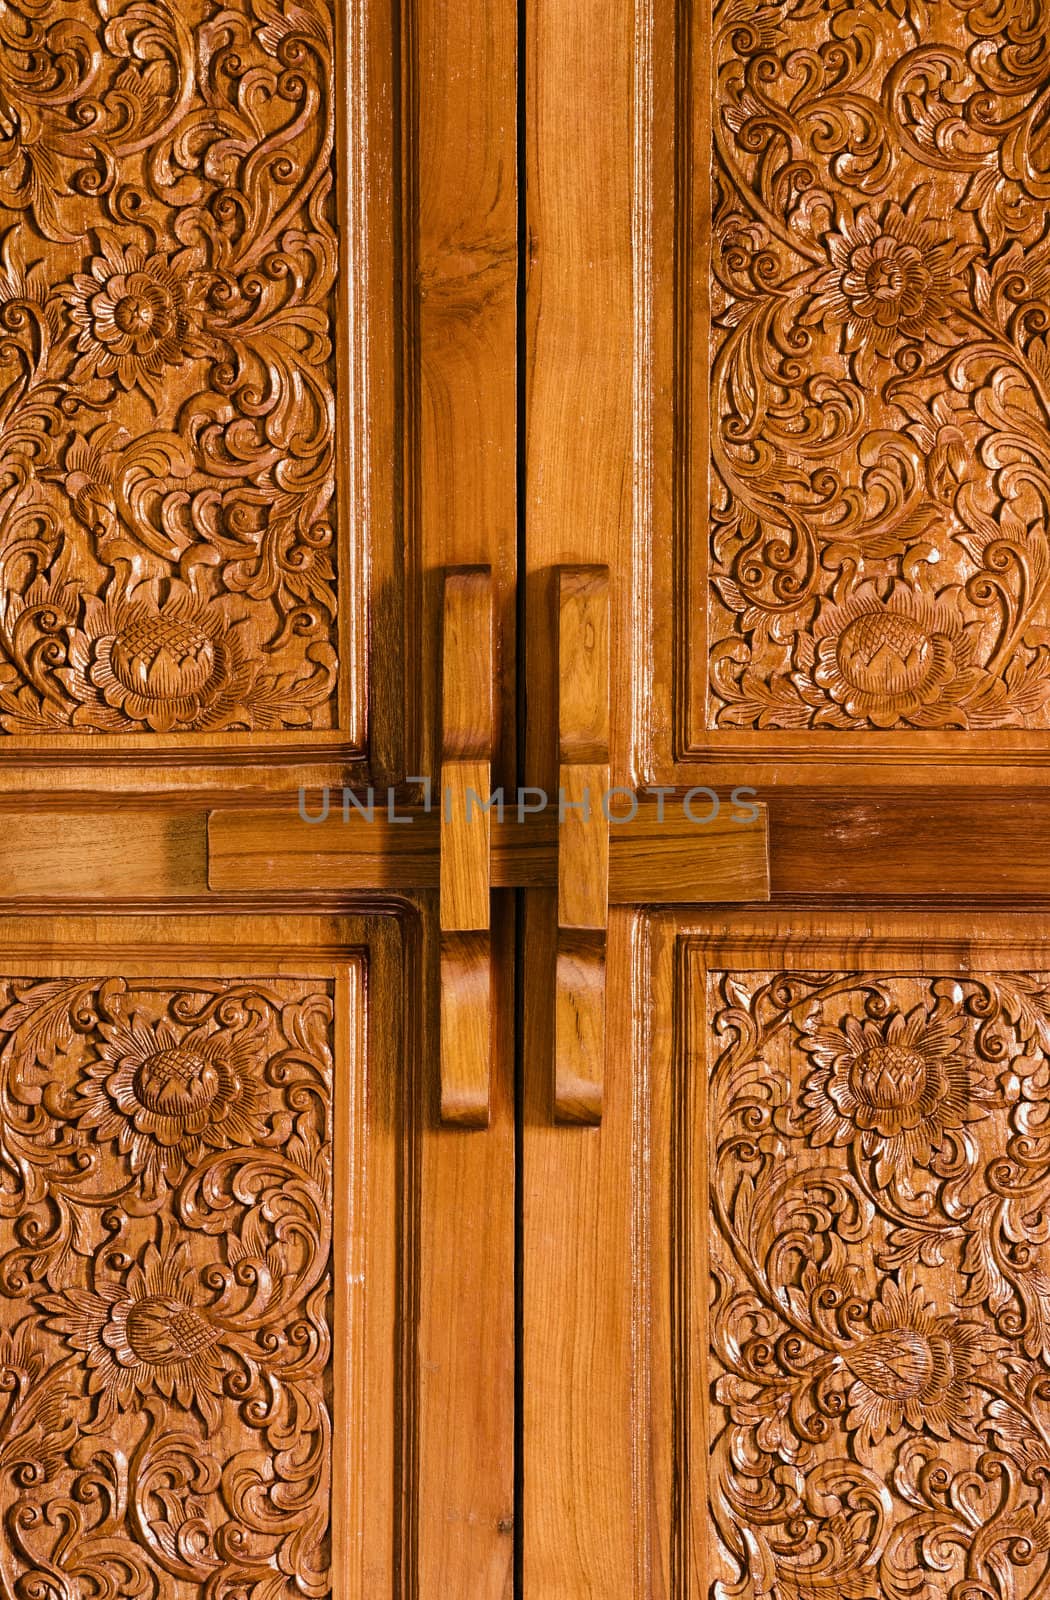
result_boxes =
[207,800,770,901]
[16,792,1050,903]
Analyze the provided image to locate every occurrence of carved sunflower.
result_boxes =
[58,584,257,734]
[795,584,977,729]
[66,239,208,394]
[40,1233,225,1432]
[799,201,973,358]
[842,1280,994,1446]
[799,1004,992,1183]
[75,1015,265,1192]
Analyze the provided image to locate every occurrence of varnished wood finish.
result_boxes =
[640,0,1050,782]
[522,0,644,1580]
[645,911,1050,1594]
[0,0,343,747]
[439,570,494,1127]
[0,0,518,1586]
[394,0,518,1577]
[0,914,401,1596]
[522,0,1050,1591]
[554,568,610,1124]
[207,797,769,900]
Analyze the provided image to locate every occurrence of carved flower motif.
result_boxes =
[75,1015,265,1191]
[59,585,257,733]
[843,1280,994,1445]
[66,240,208,394]
[799,1004,992,1182]
[800,202,973,357]
[40,1234,225,1431]
[797,584,977,729]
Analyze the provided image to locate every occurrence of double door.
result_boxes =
[0,0,1048,1594]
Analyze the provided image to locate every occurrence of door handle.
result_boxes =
[439,568,494,1127]
[553,566,609,1125]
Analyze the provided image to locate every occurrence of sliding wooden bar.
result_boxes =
[207,799,770,900]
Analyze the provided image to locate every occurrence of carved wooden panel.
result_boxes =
[697,946,1050,1595]
[690,0,1050,743]
[0,0,345,743]
[0,971,336,1597]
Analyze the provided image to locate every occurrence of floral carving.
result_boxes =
[0,975,335,1598]
[801,584,979,727]
[75,1012,266,1189]
[59,584,262,732]
[42,1230,227,1429]
[798,1000,992,1178]
[67,242,209,395]
[704,963,1050,1597]
[705,0,1050,731]
[0,0,340,738]
[799,202,974,359]
[842,1280,994,1446]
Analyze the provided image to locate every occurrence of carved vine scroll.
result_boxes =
[704,964,1050,1596]
[707,0,1050,730]
[0,975,334,1598]
[0,0,339,736]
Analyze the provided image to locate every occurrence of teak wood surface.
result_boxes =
[1,0,1049,1592]
[519,0,1050,1596]
[0,0,519,1591]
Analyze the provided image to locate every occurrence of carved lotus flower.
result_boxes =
[843,1280,994,1446]
[799,1004,993,1183]
[59,584,257,733]
[799,201,973,357]
[40,1234,225,1431]
[66,240,208,394]
[76,1015,265,1192]
[796,583,977,729]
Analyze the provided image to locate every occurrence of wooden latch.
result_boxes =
[207,565,771,1129]
[553,568,609,1125]
[438,568,494,1127]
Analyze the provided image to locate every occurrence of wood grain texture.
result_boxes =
[699,0,1050,742]
[439,930,492,1127]
[0,908,515,1599]
[643,912,1050,1596]
[0,0,519,1587]
[0,971,339,1594]
[555,568,610,1124]
[768,791,1050,900]
[438,571,493,1128]
[522,0,642,1571]
[0,0,344,745]
[0,915,397,1598]
[411,0,517,785]
[440,761,493,931]
[0,0,400,788]
[557,569,611,765]
[0,811,207,897]
[400,0,517,1527]
[440,571,493,930]
[642,0,1050,772]
[207,797,770,901]
[523,909,650,1597]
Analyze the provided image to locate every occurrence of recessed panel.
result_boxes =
[0,0,345,744]
[692,0,1050,745]
[695,944,1050,1592]
[0,969,338,1596]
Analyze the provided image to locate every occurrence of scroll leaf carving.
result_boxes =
[0,975,334,1598]
[707,0,1050,730]
[705,966,1050,1597]
[0,0,338,736]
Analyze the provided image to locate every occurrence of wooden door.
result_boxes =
[0,0,517,1594]
[523,0,1050,1595]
